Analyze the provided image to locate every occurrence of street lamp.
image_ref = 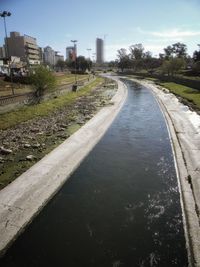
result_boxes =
[0,11,11,60]
[87,48,92,71]
[0,11,14,95]
[71,40,77,88]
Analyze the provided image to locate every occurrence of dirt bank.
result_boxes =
[0,81,117,189]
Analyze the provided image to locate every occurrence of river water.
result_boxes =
[1,79,188,266]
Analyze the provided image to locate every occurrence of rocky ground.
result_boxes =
[0,82,117,189]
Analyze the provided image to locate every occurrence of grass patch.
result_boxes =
[0,77,103,130]
[56,74,89,85]
[159,82,200,109]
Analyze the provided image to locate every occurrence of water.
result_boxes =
[0,79,188,266]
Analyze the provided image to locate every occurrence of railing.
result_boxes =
[0,92,33,106]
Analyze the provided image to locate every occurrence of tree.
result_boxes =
[117,48,131,72]
[161,57,185,77]
[164,45,174,59]
[30,65,56,102]
[77,56,91,72]
[172,42,187,58]
[143,52,161,73]
[192,61,200,73]
[108,60,118,68]
[129,44,144,60]
[193,45,200,62]
[164,42,187,59]
[56,59,66,71]
[129,44,145,71]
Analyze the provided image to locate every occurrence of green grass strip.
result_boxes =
[0,77,103,130]
[159,82,200,109]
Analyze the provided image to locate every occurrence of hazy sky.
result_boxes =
[0,0,200,60]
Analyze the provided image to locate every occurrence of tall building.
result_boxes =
[5,32,40,65]
[66,45,77,61]
[43,46,55,66]
[96,38,104,64]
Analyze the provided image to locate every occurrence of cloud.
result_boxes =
[151,29,200,38]
[105,43,131,61]
[137,27,200,39]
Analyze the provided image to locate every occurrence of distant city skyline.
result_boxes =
[0,0,200,61]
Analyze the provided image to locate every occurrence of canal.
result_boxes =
[0,79,188,266]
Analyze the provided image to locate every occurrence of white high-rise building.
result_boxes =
[96,38,104,64]
[43,46,55,66]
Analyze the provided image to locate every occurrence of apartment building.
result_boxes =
[5,32,40,65]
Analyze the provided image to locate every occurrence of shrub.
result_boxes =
[29,66,56,102]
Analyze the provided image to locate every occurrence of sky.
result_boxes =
[0,0,200,61]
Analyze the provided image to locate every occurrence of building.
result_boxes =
[5,32,40,65]
[0,47,5,59]
[55,52,64,65]
[66,45,77,61]
[38,47,44,64]
[96,38,104,64]
[43,46,55,66]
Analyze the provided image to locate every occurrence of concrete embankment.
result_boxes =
[0,78,127,256]
[130,77,200,267]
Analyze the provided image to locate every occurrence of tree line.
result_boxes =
[55,56,92,73]
[113,43,200,77]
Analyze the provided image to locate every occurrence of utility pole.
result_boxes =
[103,34,107,63]
[87,48,92,71]
[71,40,78,91]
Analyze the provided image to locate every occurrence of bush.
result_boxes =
[29,66,56,102]
[192,61,200,74]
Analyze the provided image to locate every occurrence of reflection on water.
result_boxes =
[0,79,188,266]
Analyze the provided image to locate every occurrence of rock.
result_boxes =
[60,124,67,128]
[37,132,44,135]
[85,115,92,120]
[0,147,13,155]
[26,155,36,161]
[24,143,31,148]
[32,143,41,148]
[77,120,85,125]
[57,134,69,139]
[0,157,4,163]
[58,127,66,131]
[30,128,39,133]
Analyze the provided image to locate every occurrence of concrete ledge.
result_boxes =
[0,79,127,256]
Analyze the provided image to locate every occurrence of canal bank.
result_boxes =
[128,77,200,267]
[0,78,127,256]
